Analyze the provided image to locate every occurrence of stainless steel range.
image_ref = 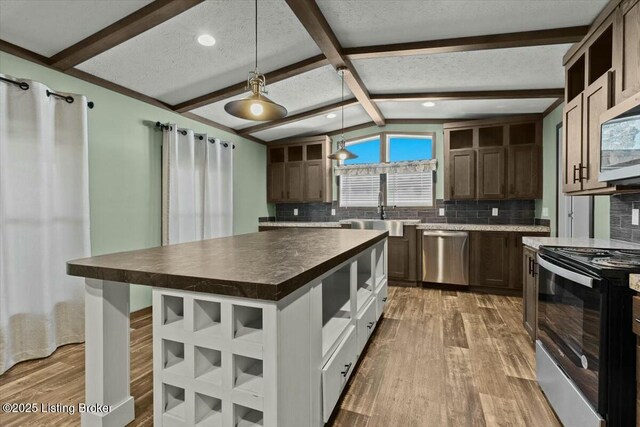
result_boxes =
[536,246,639,427]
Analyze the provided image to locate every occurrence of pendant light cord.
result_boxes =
[254,0,258,71]
[340,69,345,146]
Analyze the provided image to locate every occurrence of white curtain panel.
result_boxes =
[163,129,233,245]
[0,75,90,374]
[204,138,233,239]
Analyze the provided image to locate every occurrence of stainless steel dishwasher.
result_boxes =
[422,230,469,285]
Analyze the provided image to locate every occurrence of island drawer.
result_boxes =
[356,298,377,355]
[322,325,357,422]
[375,281,388,320]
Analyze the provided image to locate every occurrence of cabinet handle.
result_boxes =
[528,258,533,275]
[635,318,640,324]
[572,165,580,184]
[532,261,537,278]
[367,321,375,329]
[341,362,353,377]
[382,297,387,302]
[579,163,588,182]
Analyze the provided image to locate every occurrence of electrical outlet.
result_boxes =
[492,208,499,216]
[331,208,336,216]
[633,208,639,226]
[542,207,549,217]
[293,208,298,216]
[438,208,445,216]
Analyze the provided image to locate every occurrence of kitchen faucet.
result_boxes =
[377,190,386,220]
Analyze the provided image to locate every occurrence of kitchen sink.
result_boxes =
[347,219,408,237]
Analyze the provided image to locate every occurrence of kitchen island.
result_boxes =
[67,228,388,427]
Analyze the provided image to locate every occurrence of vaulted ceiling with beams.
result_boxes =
[0,0,609,144]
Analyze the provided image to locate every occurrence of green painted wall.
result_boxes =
[331,123,445,200]
[536,102,610,238]
[0,52,269,311]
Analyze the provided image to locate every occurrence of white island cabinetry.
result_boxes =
[152,239,387,427]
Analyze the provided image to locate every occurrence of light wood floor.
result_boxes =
[0,287,560,427]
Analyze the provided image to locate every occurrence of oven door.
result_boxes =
[537,253,605,413]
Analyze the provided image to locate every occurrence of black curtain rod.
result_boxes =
[155,122,235,149]
[0,76,94,109]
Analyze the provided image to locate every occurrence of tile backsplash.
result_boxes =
[274,199,537,225]
[610,194,640,243]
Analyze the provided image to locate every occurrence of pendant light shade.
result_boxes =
[225,0,287,121]
[224,88,287,121]
[328,140,358,160]
[328,67,358,161]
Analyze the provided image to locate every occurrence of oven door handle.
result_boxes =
[537,254,594,288]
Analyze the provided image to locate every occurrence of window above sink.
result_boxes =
[338,132,436,208]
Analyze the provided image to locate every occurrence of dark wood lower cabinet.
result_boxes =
[388,225,417,284]
[470,231,549,293]
[471,232,511,288]
[522,245,538,340]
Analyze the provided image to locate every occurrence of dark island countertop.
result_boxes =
[67,228,387,301]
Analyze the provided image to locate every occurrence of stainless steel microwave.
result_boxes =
[600,94,640,183]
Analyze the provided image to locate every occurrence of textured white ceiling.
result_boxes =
[354,44,570,94]
[317,0,608,47]
[0,0,152,56]
[377,99,557,119]
[250,104,372,141]
[190,65,351,129]
[76,0,321,105]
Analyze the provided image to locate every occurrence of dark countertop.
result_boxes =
[67,228,387,301]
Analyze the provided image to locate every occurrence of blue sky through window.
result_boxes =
[389,136,433,162]
[344,138,381,164]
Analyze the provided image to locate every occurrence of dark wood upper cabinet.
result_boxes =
[563,94,584,193]
[614,0,640,103]
[268,163,286,202]
[508,145,541,199]
[583,72,612,191]
[562,0,640,195]
[477,148,505,199]
[267,147,286,202]
[266,136,332,203]
[444,115,542,201]
[448,149,476,200]
[285,163,304,202]
[304,160,324,202]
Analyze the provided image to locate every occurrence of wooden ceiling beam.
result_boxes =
[371,88,565,102]
[345,26,589,59]
[49,0,204,70]
[239,99,359,135]
[173,54,328,113]
[284,0,385,126]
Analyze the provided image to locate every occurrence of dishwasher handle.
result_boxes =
[422,230,469,237]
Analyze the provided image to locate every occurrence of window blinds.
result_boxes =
[387,171,434,207]
[339,175,380,207]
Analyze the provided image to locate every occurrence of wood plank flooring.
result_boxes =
[0,287,560,427]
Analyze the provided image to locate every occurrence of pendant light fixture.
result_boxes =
[328,67,358,161]
[224,0,287,121]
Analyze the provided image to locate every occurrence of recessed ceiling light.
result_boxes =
[197,34,216,46]
[326,113,337,119]
[422,101,436,107]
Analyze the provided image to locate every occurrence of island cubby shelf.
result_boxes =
[152,237,388,426]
